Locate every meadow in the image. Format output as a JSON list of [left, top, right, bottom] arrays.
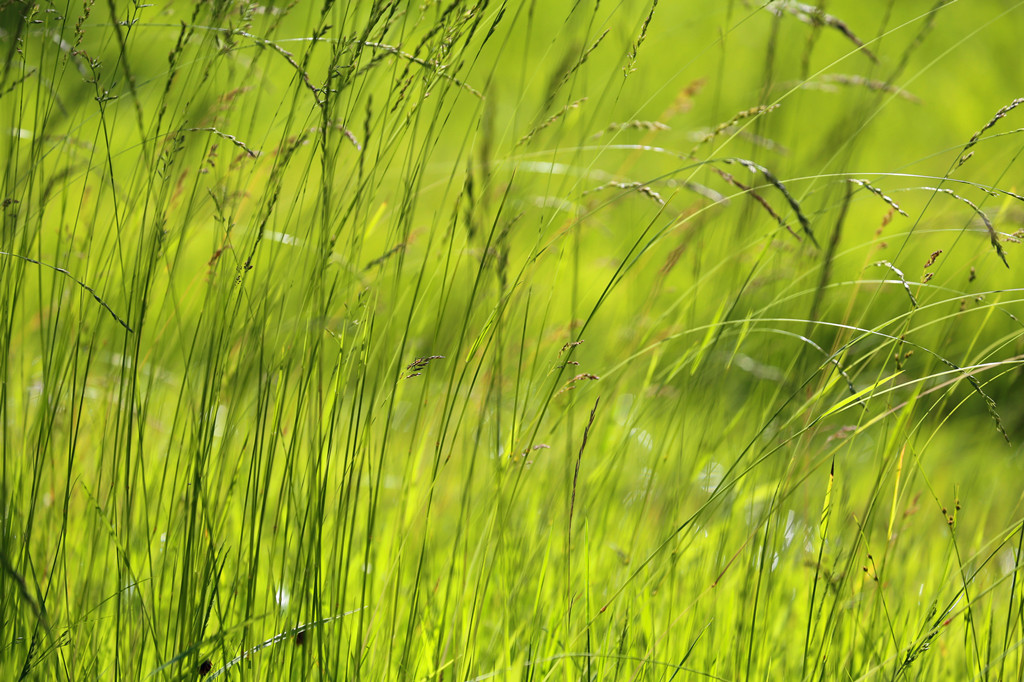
[[2, 0, 1024, 679]]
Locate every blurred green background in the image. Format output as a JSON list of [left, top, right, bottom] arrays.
[[2, 1, 1024, 679]]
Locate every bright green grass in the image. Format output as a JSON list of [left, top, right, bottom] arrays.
[[2, 1, 1024, 679]]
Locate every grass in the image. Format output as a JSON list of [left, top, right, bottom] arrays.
[[2, 0, 1024, 679]]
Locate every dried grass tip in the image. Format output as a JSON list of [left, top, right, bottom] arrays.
[[849, 179, 908, 217], [404, 355, 445, 378]]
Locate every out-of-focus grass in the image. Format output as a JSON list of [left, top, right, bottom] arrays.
[[1, 1, 1023, 680]]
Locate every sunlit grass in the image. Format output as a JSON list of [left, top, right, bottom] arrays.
[[1, 1, 1023, 680]]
